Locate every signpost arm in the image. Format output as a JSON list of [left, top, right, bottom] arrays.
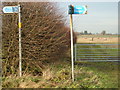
[[69, 14, 74, 82], [18, 4, 22, 77]]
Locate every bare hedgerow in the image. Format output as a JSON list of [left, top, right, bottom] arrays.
[[2, 2, 76, 76]]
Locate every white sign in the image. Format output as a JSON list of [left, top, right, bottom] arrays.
[[74, 5, 87, 14], [3, 6, 19, 13]]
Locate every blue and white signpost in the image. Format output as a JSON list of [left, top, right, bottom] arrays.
[[3, 5, 22, 77], [74, 5, 87, 14], [3, 6, 19, 13], [68, 5, 87, 81]]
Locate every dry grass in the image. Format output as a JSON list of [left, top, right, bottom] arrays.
[[42, 68, 53, 80], [77, 37, 118, 43], [2, 60, 102, 88], [2, 60, 119, 88]]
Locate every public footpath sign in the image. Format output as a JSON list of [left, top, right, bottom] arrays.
[[74, 5, 87, 14], [68, 5, 87, 82], [3, 5, 22, 77], [69, 5, 87, 14], [3, 6, 19, 13]]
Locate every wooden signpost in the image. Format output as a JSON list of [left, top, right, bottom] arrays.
[[68, 5, 87, 81]]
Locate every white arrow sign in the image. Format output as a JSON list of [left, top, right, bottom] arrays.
[[3, 6, 19, 13], [74, 5, 87, 14]]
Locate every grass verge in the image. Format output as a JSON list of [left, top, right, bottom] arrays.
[[2, 59, 119, 88]]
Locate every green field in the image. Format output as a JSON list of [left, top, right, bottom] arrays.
[[75, 43, 118, 61], [75, 61, 119, 88]]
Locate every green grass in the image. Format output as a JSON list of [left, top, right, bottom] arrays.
[[2, 59, 119, 88], [75, 61, 119, 88]]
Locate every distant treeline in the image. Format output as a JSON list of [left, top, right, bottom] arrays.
[[75, 30, 118, 35]]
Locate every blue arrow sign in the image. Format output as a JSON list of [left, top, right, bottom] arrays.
[[3, 6, 19, 13], [68, 5, 87, 14], [74, 5, 87, 14]]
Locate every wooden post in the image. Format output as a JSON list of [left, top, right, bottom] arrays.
[[69, 14, 74, 81]]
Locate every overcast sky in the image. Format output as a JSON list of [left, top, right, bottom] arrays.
[[57, 2, 118, 34]]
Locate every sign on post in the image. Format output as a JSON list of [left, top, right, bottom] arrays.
[[69, 5, 87, 14], [74, 5, 87, 14], [68, 5, 87, 82], [3, 5, 22, 77], [3, 6, 19, 13]]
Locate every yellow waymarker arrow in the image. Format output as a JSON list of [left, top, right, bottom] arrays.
[[18, 22, 22, 28]]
